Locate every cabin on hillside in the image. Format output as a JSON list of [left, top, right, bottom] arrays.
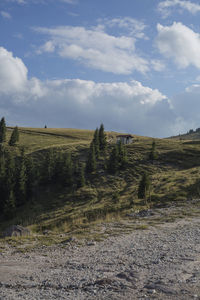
[[116, 134, 133, 145]]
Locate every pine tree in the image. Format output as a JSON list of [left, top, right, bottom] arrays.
[[15, 149, 27, 206], [4, 152, 16, 208], [77, 163, 86, 188], [0, 147, 6, 213], [4, 190, 16, 219], [138, 172, 151, 204], [25, 156, 36, 200], [149, 140, 158, 161], [107, 145, 119, 174], [86, 142, 96, 173], [0, 117, 6, 143], [63, 152, 73, 187], [99, 123, 107, 152], [43, 149, 55, 183], [93, 128, 100, 158], [118, 141, 128, 168], [9, 126, 19, 146]]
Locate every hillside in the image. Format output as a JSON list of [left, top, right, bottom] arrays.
[[1, 126, 200, 245]]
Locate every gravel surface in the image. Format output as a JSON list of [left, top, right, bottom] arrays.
[[0, 216, 200, 299]]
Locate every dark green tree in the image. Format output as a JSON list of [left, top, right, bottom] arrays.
[[4, 152, 16, 209], [118, 141, 128, 168], [43, 149, 55, 183], [93, 128, 100, 158], [9, 126, 19, 146], [3, 190, 16, 219], [15, 149, 27, 206], [149, 140, 158, 161], [138, 172, 151, 204], [107, 145, 119, 174], [0, 147, 6, 213], [25, 156, 36, 200], [86, 142, 96, 173], [77, 163, 86, 188], [0, 117, 6, 143], [62, 152, 73, 187], [99, 123, 107, 152]]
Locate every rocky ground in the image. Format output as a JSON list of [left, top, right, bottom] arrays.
[[0, 207, 200, 299]]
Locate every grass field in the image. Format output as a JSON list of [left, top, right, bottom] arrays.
[[1, 127, 200, 245]]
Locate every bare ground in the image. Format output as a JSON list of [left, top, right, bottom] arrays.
[[0, 206, 200, 300]]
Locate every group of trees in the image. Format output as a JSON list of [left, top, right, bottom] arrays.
[[107, 141, 127, 173], [0, 117, 19, 146], [0, 148, 36, 218], [86, 124, 107, 173]]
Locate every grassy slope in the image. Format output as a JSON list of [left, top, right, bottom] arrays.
[[1, 127, 200, 242]]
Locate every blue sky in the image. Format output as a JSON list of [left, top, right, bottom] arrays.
[[1, 0, 200, 137]]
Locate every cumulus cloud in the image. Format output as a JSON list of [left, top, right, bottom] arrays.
[[0, 47, 28, 94], [100, 17, 147, 39], [34, 24, 149, 75], [0, 46, 178, 137], [156, 22, 200, 69], [0, 11, 11, 19], [158, 0, 200, 17]]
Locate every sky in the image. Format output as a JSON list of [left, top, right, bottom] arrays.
[[1, 0, 200, 137]]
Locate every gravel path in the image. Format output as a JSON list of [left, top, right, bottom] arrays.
[[0, 216, 200, 299]]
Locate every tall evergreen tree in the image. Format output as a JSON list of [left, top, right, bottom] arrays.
[[25, 156, 36, 200], [3, 189, 16, 219], [118, 141, 128, 168], [86, 142, 96, 173], [4, 152, 16, 207], [138, 172, 151, 204], [77, 163, 86, 188], [62, 152, 73, 187], [43, 149, 55, 183], [93, 128, 100, 158], [0, 117, 6, 143], [107, 145, 119, 174], [9, 126, 19, 146], [0, 146, 6, 213], [99, 123, 107, 152], [149, 140, 158, 161], [15, 149, 27, 206]]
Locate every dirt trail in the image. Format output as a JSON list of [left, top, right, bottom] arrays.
[[0, 215, 200, 299]]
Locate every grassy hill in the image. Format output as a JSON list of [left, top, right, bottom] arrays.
[[1, 127, 200, 246]]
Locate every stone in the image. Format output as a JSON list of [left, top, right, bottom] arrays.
[[2, 225, 30, 237]]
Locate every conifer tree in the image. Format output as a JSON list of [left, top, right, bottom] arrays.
[[0, 147, 6, 213], [86, 142, 96, 173], [25, 156, 36, 200], [107, 145, 119, 174], [77, 163, 86, 188], [4, 152, 16, 210], [0, 117, 6, 143], [93, 128, 100, 158], [63, 152, 73, 187], [43, 149, 55, 183], [4, 190, 16, 218], [118, 141, 128, 168], [138, 172, 151, 204], [15, 149, 27, 206], [99, 123, 107, 152], [9, 126, 19, 146], [149, 140, 158, 161]]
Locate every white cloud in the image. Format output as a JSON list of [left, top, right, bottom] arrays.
[[151, 59, 166, 71], [0, 11, 11, 19], [34, 24, 149, 75], [156, 22, 200, 69], [0, 46, 178, 137], [0, 47, 28, 95], [100, 17, 147, 39], [158, 0, 200, 17]]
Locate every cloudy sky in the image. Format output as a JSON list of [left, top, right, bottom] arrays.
[[1, 0, 200, 137]]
